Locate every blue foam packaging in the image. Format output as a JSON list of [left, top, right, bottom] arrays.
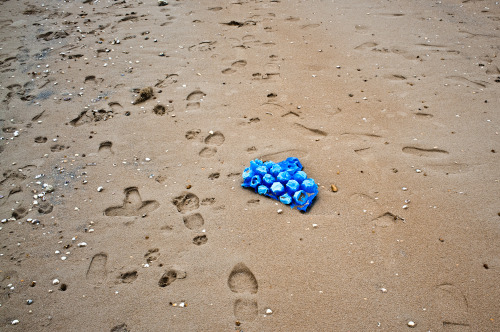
[[241, 157, 318, 211]]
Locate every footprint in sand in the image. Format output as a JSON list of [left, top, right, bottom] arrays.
[[98, 141, 113, 157], [222, 60, 247, 74], [371, 212, 406, 271], [119, 270, 138, 284], [104, 187, 159, 217], [228, 263, 259, 322], [86, 253, 108, 285], [199, 131, 225, 158], [186, 90, 206, 110], [153, 103, 173, 116], [433, 283, 470, 330], [158, 268, 186, 287], [110, 323, 130, 332], [172, 192, 208, 245]]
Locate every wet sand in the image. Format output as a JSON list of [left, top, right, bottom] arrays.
[[0, 0, 499, 330]]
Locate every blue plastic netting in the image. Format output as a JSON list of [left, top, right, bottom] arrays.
[[241, 157, 318, 211]]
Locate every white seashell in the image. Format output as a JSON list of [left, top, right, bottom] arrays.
[[52, 279, 60, 285]]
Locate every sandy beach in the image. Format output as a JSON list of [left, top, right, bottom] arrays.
[[1, 0, 499, 330]]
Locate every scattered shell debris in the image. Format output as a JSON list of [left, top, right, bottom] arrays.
[[170, 301, 187, 307]]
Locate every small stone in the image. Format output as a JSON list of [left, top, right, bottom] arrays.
[[11, 320, 19, 325], [26, 299, 33, 305], [265, 308, 273, 314], [402, 205, 409, 209], [77, 242, 87, 247], [277, 209, 283, 214], [44, 184, 54, 193], [158, 0, 168, 6], [407, 321, 416, 328], [52, 279, 60, 285], [380, 288, 387, 293], [97, 186, 104, 192], [331, 184, 338, 192]]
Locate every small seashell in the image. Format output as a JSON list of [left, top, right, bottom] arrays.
[[97, 186, 104, 192], [77, 242, 87, 247], [402, 205, 408, 209], [277, 209, 283, 214], [407, 321, 416, 327], [11, 320, 19, 325], [52, 279, 60, 285], [265, 308, 273, 314]]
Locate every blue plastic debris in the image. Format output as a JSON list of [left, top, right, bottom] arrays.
[[241, 157, 318, 211]]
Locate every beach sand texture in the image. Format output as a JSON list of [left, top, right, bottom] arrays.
[[0, 0, 499, 330]]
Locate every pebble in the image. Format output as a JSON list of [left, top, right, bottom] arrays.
[[26, 299, 33, 305], [77, 242, 87, 247], [407, 321, 416, 327], [52, 279, 60, 285], [11, 319, 19, 325], [97, 186, 104, 192], [277, 209, 283, 214], [265, 308, 273, 314]]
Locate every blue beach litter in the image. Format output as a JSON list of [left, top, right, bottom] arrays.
[[241, 157, 318, 211]]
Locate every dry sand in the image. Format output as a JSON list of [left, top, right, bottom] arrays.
[[1, 0, 499, 330]]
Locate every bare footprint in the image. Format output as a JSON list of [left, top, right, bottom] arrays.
[[185, 129, 201, 140], [104, 187, 160, 217], [86, 253, 108, 285]]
